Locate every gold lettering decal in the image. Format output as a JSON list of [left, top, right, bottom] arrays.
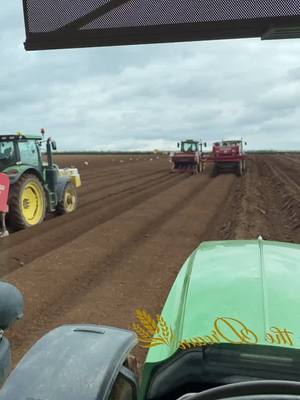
[[268, 327, 294, 347], [265, 332, 275, 344], [214, 317, 258, 344]]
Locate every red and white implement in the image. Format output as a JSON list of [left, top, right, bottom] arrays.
[[0, 173, 9, 237], [203, 139, 247, 177]]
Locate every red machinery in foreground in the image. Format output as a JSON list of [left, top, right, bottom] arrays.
[[204, 139, 247, 177], [0, 173, 10, 237], [171, 140, 206, 174]]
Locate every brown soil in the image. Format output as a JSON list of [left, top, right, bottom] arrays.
[[0, 153, 299, 365]]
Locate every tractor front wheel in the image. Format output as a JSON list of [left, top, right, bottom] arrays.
[[9, 174, 46, 230], [56, 183, 78, 215]]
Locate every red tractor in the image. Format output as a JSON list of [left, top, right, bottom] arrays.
[[171, 140, 206, 174], [205, 139, 247, 177]]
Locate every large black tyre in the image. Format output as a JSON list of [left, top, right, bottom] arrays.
[[8, 174, 46, 231], [56, 182, 78, 215]]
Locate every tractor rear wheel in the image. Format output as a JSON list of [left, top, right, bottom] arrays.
[[199, 161, 204, 173], [8, 174, 46, 230], [237, 161, 243, 177], [211, 164, 219, 177], [56, 183, 78, 215]]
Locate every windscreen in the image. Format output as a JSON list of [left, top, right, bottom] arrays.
[[182, 143, 198, 153], [0, 142, 17, 170]]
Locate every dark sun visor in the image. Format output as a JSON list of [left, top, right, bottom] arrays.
[[22, 0, 300, 50]]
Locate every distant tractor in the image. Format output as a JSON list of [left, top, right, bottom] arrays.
[[206, 139, 247, 177], [0, 131, 81, 237], [171, 140, 206, 174]]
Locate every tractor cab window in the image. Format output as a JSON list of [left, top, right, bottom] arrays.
[[181, 142, 198, 152], [0, 141, 17, 168], [18, 140, 39, 167], [222, 141, 240, 147]]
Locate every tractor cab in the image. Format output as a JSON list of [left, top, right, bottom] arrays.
[[172, 140, 204, 174], [0, 133, 58, 181], [178, 140, 199, 153]]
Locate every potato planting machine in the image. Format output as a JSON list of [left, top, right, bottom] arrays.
[[203, 139, 247, 177]]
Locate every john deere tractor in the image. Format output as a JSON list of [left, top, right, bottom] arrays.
[[1, 239, 300, 400], [0, 131, 81, 235]]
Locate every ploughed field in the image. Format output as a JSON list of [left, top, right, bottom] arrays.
[[0, 153, 299, 365]]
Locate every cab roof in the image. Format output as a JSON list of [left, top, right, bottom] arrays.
[[146, 239, 300, 365], [214, 140, 242, 145], [0, 133, 42, 141]]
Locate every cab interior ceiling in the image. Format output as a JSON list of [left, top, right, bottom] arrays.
[[22, 0, 300, 50]]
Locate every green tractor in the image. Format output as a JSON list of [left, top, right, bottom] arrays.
[[0, 131, 81, 236], [1, 239, 300, 399]]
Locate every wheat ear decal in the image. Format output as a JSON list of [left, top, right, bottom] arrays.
[[132, 309, 175, 348], [136, 309, 158, 336], [179, 337, 207, 350]]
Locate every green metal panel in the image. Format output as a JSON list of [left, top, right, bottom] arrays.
[[2, 165, 43, 185], [140, 239, 300, 398]]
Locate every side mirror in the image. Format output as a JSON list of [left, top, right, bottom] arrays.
[[0, 282, 24, 330], [177, 142, 180, 148], [0, 282, 24, 387], [204, 142, 207, 147], [51, 141, 57, 151]]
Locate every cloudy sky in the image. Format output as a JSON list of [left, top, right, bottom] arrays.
[[1, 3, 300, 151]]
